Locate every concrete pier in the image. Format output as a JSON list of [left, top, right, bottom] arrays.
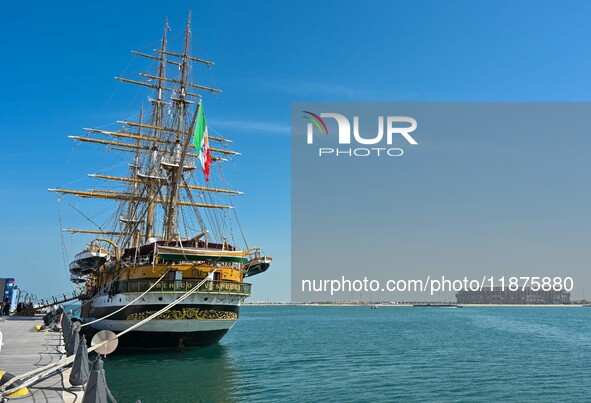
[[0, 316, 83, 402]]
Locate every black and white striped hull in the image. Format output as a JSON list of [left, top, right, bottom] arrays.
[[85, 292, 242, 349]]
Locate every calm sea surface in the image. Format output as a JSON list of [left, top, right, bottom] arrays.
[[103, 306, 591, 402]]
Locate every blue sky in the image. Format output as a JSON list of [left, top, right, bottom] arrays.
[[1, 0, 591, 301]]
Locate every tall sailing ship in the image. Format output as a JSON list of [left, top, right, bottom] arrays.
[[50, 15, 271, 349]]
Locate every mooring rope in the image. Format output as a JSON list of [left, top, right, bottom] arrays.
[[80, 268, 171, 328], [0, 335, 108, 396], [102, 369, 119, 403], [0, 270, 216, 397], [115, 270, 215, 338]]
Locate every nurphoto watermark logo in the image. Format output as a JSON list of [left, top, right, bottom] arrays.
[[302, 110, 418, 157]]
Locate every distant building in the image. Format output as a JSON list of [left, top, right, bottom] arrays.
[[456, 287, 570, 304]]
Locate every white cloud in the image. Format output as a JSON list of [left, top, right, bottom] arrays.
[[263, 79, 372, 100], [208, 119, 290, 135], [245, 77, 415, 101]]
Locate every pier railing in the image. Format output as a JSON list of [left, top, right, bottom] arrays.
[[119, 279, 252, 296]]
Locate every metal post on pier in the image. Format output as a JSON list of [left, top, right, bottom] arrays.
[[69, 335, 90, 388], [81, 358, 109, 403], [66, 330, 79, 357], [63, 319, 72, 352]]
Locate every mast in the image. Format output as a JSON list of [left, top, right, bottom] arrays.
[[119, 106, 143, 248], [145, 18, 170, 243], [50, 14, 242, 248], [164, 13, 192, 240]]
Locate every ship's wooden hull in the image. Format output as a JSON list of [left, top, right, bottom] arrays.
[[83, 291, 242, 349], [88, 318, 236, 349], [115, 328, 230, 349]]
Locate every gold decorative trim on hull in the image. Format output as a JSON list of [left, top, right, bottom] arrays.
[[126, 308, 238, 321]]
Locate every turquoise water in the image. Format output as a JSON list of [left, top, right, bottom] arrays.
[[103, 306, 591, 402]]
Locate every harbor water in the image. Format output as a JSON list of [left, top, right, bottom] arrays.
[[103, 306, 591, 402]]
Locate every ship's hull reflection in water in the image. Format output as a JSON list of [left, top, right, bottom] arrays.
[[102, 344, 236, 402]]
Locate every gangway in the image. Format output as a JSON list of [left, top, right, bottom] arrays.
[[14, 291, 82, 316], [34, 291, 82, 311]]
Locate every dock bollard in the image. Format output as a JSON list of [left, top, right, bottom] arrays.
[[67, 330, 79, 358], [64, 326, 73, 355], [62, 324, 71, 352], [0, 370, 29, 398], [82, 357, 108, 403], [69, 335, 90, 388], [63, 315, 70, 331], [62, 316, 71, 342]]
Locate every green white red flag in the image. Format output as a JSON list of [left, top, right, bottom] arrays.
[[193, 102, 212, 181]]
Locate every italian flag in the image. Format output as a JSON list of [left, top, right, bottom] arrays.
[[193, 102, 212, 182]]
